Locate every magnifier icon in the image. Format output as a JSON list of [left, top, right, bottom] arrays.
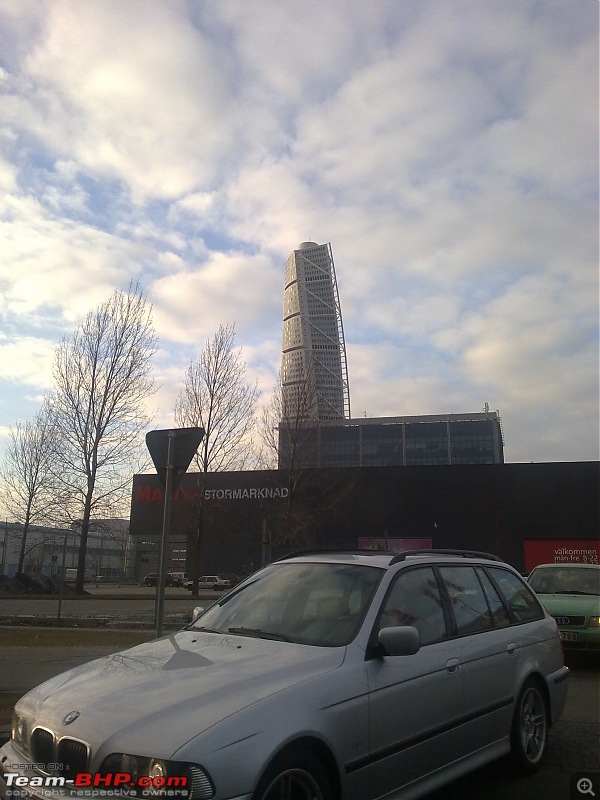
[[578, 778, 596, 796]]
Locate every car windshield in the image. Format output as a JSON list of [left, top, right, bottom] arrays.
[[529, 566, 600, 596], [188, 561, 383, 647]]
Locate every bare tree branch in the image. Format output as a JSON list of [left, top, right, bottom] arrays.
[[174, 323, 259, 594], [259, 362, 319, 472], [257, 363, 341, 552], [0, 402, 56, 572], [49, 282, 158, 592], [174, 323, 259, 473]]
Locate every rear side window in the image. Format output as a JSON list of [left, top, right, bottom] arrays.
[[476, 567, 511, 628], [439, 566, 493, 635], [487, 567, 544, 623]]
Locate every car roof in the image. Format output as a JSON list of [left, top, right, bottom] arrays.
[[277, 548, 504, 569]]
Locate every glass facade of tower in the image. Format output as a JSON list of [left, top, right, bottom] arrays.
[[281, 241, 350, 421], [278, 413, 504, 468]]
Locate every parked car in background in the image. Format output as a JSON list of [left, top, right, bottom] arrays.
[[528, 562, 600, 655], [184, 575, 232, 591], [143, 572, 182, 587], [3, 549, 568, 800]]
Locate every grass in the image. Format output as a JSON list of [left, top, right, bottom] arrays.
[[0, 626, 154, 648]]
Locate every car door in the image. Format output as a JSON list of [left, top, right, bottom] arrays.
[[365, 565, 464, 798], [437, 564, 524, 757]]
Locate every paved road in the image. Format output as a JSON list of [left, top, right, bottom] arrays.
[[0, 588, 597, 800], [431, 659, 599, 800]]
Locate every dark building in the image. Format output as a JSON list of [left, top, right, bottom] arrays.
[[129, 461, 598, 580], [279, 411, 504, 468]]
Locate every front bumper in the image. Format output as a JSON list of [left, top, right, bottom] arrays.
[[559, 628, 600, 652], [1, 740, 254, 800]]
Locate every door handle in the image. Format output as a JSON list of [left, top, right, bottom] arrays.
[[507, 642, 516, 655], [446, 657, 460, 674]]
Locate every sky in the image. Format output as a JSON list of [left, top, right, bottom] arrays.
[[0, 0, 598, 471]]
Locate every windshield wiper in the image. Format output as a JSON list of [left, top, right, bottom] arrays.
[[227, 627, 294, 642]]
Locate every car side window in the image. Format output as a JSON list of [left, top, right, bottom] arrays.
[[476, 567, 511, 628], [487, 567, 544, 623], [378, 567, 447, 645], [439, 566, 493, 635]]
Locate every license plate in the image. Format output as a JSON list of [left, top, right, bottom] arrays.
[[561, 631, 578, 642]]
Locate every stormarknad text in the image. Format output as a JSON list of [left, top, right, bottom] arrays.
[[135, 486, 289, 503]]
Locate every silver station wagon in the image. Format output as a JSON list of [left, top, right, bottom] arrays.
[[1, 549, 569, 800]]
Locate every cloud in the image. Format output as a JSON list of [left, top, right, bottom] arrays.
[[0, 335, 56, 391], [4, 0, 232, 201], [0, 191, 151, 323], [149, 250, 281, 348], [0, 0, 596, 470]]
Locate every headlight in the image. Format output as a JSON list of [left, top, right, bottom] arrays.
[[589, 616, 600, 627], [99, 754, 214, 799], [11, 711, 29, 756]]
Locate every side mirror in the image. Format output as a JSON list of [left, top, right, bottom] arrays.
[[191, 606, 204, 622], [378, 625, 421, 656]]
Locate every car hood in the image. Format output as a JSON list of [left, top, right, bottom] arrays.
[[18, 630, 345, 759], [538, 593, 600, 617]]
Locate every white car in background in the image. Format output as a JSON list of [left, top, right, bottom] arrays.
[[2, 549, 568, 800], [184, 575, 232, 591]]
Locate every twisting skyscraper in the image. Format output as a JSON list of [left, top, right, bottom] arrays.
[[281, 241, 350, 421]]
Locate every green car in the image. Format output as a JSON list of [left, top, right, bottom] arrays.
[[528, 562, 600, 655]]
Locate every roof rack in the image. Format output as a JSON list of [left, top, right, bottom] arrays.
[[276, 548, 397, 562], [390, 549, 501, 564], [275, 548, 503, 565]]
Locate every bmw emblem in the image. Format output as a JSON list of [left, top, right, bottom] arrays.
[[63, 710, 81, 725]]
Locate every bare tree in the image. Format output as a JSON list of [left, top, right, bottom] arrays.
[[258, 363, 338, 553], [175, 323, 259, 472], [174, 323, 259, 593], [50, 282, 158, 593], [0, 402, 56, 573], [259, 364, 319, 472]]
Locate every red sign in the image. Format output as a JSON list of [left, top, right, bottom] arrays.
[[524, 539, 599, 573]]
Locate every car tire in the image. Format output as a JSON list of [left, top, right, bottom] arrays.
[[510, 678, 549, 773], [254, 748, 334, 800]]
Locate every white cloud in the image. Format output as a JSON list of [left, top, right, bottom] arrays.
[[0, 0, 596, 469], [149, 251, 281, 347], [0, 192, 151, 322], [6, 0, 232, 201], [0, 335, 56, 389]]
